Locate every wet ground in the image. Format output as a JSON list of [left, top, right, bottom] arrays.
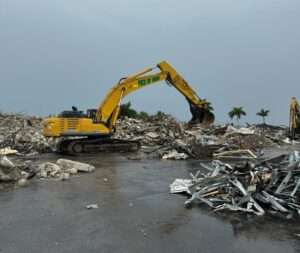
[[1, 153, 300, 253]]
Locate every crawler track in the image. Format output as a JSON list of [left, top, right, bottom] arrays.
[[57, 137, 140, 155]]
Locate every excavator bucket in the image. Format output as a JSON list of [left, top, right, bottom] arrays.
[[189, 103, 215, 126]]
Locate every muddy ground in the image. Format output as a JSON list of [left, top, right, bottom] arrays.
[[1, 153, 300, 253]]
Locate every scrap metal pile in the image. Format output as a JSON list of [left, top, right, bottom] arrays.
[[170, 151, 300, 216]]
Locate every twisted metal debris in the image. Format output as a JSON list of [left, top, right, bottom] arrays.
[[170, 151, 300, 216]]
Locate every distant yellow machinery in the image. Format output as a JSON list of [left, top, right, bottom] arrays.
[[289, 97, 300, 139], [43, 61, 214, 153]]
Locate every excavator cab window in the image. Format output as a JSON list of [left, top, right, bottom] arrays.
[[59, 110, 86, 118], [87, 109, 97, 121]]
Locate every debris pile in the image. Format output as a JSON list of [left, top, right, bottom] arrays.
[[115, 116, 290, 160], [38, 159, 95, 180], [170, 151, 300, 216], [0, 113, 52, 154], [0, 112, 293, 160], [114, 116, 190, 159], [0, 155, 34, 188], [115, 115, 225, 159], [0, 156, 22, 183], [0, 154, 95, 189], [222, 125, 287, 150]]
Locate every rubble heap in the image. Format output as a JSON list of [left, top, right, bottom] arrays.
[[0, 113, 51, 154], [0, 112, 292, 158], [0, 155, 95, 189], [114, 116, 289, 160], [0, 155, 35, 188], [170, 151, 300, 217], [114, 115, 193, 159], [38, 159, 95, 180]]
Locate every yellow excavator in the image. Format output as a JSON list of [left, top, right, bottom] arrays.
[[289, 97, 300, 139], [43, 61, 214, 153]]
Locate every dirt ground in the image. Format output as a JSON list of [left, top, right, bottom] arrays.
[[1, 153, 300, 253]]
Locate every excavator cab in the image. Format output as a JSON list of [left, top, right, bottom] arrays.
[[87, 109, 97, 121], [58, 108, 98, 120]]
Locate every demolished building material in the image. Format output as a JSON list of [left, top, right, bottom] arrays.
[[38, 159, 95, 180], [162, 150, 188, 160], [0, 156, 23, 183], [0, 111, 294, 159], [86, 204, 99, 209], [0, 113, 52, 154], [56, 159, 95, 172], [114, 117, 293, 159], [115, 117, 225, 159], [0, 147, 18, 156], [170, 151, 300, 217], [0, 154, 96, 188], [213, 149, 258, 160]]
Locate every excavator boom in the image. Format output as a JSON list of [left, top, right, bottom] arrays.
[[96, 60, 214, 128], [157, 61, 214, 125]]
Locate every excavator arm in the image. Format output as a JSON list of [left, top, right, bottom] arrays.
[[97, 60, 214, 129], [157, 61, 214, 125]]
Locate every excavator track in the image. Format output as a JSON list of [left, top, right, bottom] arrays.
[[57, 137, 141, 155]]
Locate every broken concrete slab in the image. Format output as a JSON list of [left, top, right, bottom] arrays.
[[56, 159, 95, 172], [86, 204, 99, 209], [0, 147, 18, 156], [37, 159, 95, 180], [145, 132, 160, 139], [162, 150, 188, 160], [0, 156, 15, 168], [0, 156, 21, 182], [38, 162, 62, 178]]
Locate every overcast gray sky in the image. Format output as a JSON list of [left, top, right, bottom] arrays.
[[0, 0, 299, 124]]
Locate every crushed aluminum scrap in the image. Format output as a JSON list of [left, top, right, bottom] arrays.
[[170, 151, 300, 216]]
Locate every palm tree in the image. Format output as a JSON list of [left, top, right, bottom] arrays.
[[256, 109, 270, 151], [228, 107, 246, 126], [256, 109, 270, 125]]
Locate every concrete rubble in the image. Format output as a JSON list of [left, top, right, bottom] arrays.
[[0, 154, 95, 189], [0, 156, 22, 182], [38, 159, 95, 180], [162, 150, 189, 160], [0, 112, 293, 159], [114, 116, 291, 159], [170, 151, 300, 217], [0, 155, 33, 189], [0, 112, 52, 154], [86, 204, 99, 209], [0, 112, 297, 191]]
